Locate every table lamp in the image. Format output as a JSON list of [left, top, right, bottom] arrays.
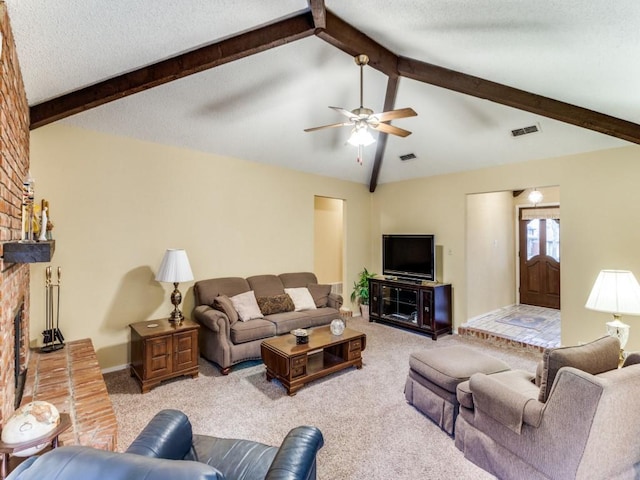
[[155, 249, 194, 323], [585, 269, 640, 361]]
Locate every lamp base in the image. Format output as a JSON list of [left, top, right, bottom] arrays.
[[168, 282, 184, 324], [168, 309, 184, 324], [606, 316, 630, 364]]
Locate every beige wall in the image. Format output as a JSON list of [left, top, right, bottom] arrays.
[[371, 145, 640, 350], [29, 123, 640, 364], [466, 191, 515, 319], [313, 196, 343, 284], [29, 124, 372, 369]]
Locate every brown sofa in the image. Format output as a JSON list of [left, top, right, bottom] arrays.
[[193, 272, 343, 374], [455, 336, 640, 479]]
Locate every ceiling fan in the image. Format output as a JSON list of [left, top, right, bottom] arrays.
[[305, 54, 417, 164]]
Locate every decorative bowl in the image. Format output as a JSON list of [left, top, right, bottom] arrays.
[[291, 328, 309, 344]]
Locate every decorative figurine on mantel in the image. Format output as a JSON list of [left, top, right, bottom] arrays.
[[38, 207, 48, 241], [41, 199, 54, 240], [20, 172, 35, 242]]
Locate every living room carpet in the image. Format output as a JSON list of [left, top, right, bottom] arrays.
[[105, 317, 541, 479]]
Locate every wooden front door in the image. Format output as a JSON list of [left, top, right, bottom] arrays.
[[519, 208, 560, 309]]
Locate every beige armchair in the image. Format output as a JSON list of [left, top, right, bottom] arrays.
[[455, 336, 640, 479]]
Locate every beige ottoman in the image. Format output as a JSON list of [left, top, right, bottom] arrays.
[[404, 345, 510, 435]]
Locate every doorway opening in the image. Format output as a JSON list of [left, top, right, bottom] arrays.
[[313, 196, 345, 295], [460, 187, 561, 350]]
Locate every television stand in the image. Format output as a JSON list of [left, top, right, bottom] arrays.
[[368, 278, 452, 339]]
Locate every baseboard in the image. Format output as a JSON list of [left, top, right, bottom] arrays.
[[101, 364, 128, 374]]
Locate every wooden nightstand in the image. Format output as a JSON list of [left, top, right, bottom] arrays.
[[129, 318, 199, 393]]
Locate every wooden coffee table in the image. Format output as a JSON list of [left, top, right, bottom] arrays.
[[261, 325, 366, 395]]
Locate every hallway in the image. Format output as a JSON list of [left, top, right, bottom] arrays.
[[458, 304, 561, 352]]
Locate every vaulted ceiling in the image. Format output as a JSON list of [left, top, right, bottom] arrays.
[[6, 1, 640, 190]]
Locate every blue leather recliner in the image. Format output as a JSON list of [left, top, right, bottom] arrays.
[[7, 409, 324, 480]]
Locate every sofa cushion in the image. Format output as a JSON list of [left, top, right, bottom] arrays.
[[230, 318, 277, 344], [257, 294, 295, 315], [279, 272, 318, 288], [246, 274, 285, 297], [307, 284, 332, 308], [285, 287, 317, 312], [213, 295, 239, 324], [230, 291, 264, 322], [194, 277, 250, 307], [192, 435, 277, 480], [266, 307, 341, 335], [537, 335, 620, 402]]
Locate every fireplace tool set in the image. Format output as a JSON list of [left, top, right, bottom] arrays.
[[41, 266, 65, 353]]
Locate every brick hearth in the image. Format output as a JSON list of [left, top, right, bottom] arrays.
[[21, 339, 117, 450]]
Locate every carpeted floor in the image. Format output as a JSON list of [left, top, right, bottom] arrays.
[[105, 317, 541, 479]]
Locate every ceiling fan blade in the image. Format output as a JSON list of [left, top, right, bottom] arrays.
[[373, 108, 418, 122], [304, 121, 353, 133], [371, 122, 412, 137], [329, 106, 360, 120]]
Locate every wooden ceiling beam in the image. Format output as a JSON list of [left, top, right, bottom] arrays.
[[398, 56, 640, 145], [369, 75, 400, 192], [316, 11, 398, 77], [308, 0, 326, 30], [29, 12, 316, 129]]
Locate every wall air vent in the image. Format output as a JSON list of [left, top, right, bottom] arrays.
[[511, 124, 540, 137], [399, 153, 417, 161]]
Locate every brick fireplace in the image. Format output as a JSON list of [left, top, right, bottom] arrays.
[[0, 2, 33, 427]]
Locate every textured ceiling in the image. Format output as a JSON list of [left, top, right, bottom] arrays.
[[6, 0, 638, 185]]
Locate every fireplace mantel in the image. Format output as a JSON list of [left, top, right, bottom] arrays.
[[2, 241, 55, 263]]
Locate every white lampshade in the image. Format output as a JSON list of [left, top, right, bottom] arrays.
[[585, 270, 640, 315], [155, 249, 194, 283]]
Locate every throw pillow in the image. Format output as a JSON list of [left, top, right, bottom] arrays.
[[307, 284, 332, 308], [230, 291, 264, 322], [537, 335, 620, 402], [257, 294, 295, 316], [284, 287, 317, 312], [213, 295, 239, 324]]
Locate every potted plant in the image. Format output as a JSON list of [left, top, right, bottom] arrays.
[[351, 268, 377, 320]]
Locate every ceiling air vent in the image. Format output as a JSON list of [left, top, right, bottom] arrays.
[[511, 124, 540, 138], [399, 153, 417, 161]]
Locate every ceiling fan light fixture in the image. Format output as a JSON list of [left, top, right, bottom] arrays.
[[347, 124, 375, 147]]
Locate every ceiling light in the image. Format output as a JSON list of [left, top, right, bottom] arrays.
[[528, 189, 543, 205], [347, 123, 375, 147]]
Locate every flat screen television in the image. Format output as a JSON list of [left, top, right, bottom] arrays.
[[382, 234, 435, 281]]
